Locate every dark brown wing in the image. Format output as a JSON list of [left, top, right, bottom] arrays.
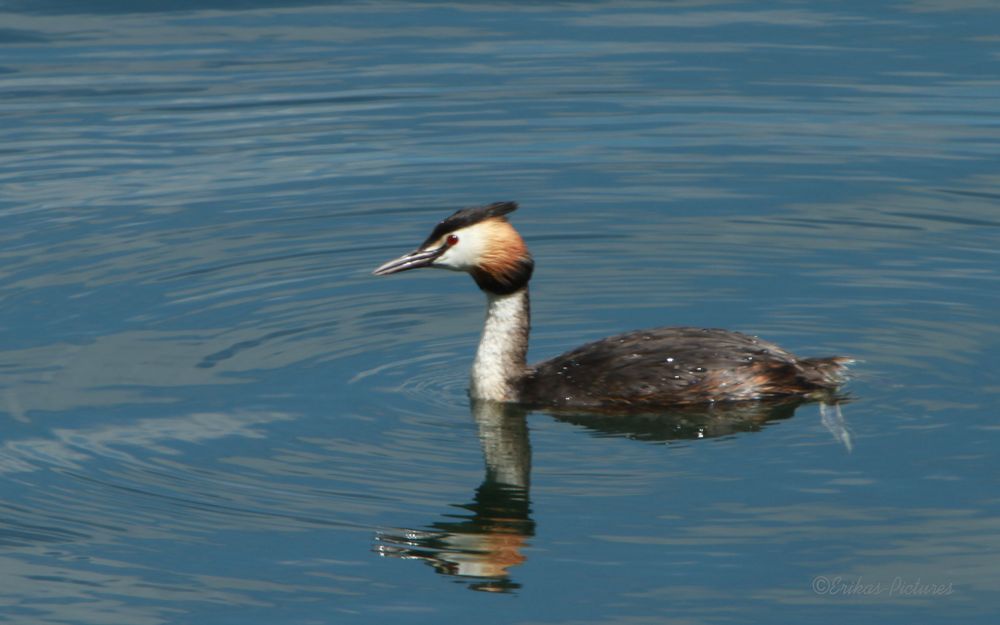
[[519, 327, 847, 410]]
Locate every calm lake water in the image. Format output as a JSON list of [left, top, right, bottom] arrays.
[[2, 1, 999, 623]]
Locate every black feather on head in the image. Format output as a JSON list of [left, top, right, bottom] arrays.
[[420, 201, 519, 249]]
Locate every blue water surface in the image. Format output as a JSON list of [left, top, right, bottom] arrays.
[[1, 1, 999, 624]]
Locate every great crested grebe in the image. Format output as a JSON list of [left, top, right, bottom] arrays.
[[373, 202, 850, 410]]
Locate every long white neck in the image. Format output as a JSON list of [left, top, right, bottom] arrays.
[[470, 287, 530, 402]]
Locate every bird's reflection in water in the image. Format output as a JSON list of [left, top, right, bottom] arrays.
[[375, 397, 849, 591], [553, 395, 850, 447], [374, 401, 533, 592]]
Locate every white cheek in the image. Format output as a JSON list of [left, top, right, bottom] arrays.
[[434, 228, 486, 271]]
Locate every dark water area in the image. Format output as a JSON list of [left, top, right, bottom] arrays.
[[1, 1, 999, 623]]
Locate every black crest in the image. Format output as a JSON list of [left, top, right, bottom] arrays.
[[421, 201, 519, 249]]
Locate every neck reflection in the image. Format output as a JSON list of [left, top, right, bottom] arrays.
[[374, 400, 533, 593]]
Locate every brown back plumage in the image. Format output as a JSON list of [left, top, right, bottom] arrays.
[[520, 327, 850, 410]]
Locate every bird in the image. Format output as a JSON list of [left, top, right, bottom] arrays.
[[373, 201, 851, 411]]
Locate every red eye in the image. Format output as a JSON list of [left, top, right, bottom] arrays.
[[446, 234, 459, 246]]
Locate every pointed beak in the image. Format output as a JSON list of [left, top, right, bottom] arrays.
[[372, 246, 446, 276]]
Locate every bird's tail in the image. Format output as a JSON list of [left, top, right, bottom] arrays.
[[800, 356, 854, 388]]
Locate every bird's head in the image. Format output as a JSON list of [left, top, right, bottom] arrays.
[[373, 201, 534, 295]]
